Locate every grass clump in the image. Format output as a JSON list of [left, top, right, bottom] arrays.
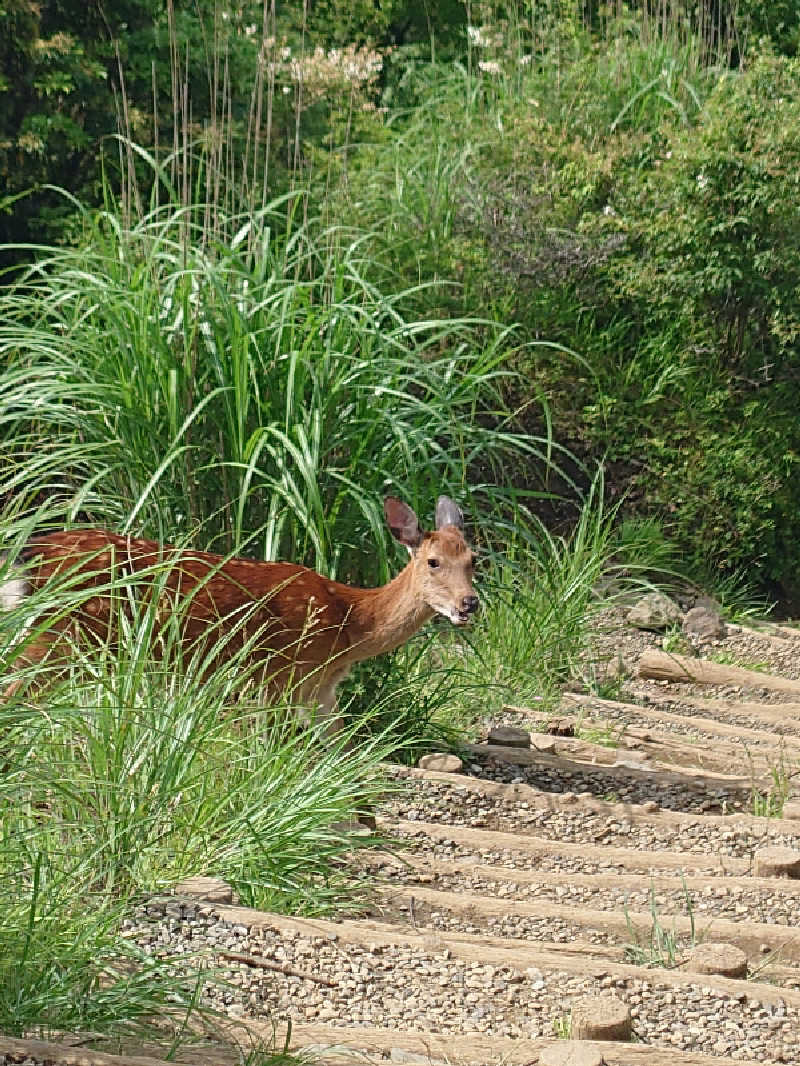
[[742, 743, 796, 819], [0, 849, 205, 1041], [623, 880, 699, 969]]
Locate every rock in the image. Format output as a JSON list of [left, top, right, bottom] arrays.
[[530, 733, 558, 754], [627, 592, 683, 631], [330, 819, 374, 836], [570, 995, 632, 1041], [614, 750, 654, 771], [753, 846, 800, 878], [683, 605, 727, 642], [782, 800, 800, 820], [595, 656, 629, 683], [686, 942, 748, 979], [540, 1043, 606, 1066], [174, 876, 234, 905], [625, 726, 654, 742], [487, 725, 531, 748], [417, 753, 463, 772], [564, 678, 589, 694]]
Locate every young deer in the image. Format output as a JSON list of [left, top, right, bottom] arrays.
[[0, 496, 478, 730]]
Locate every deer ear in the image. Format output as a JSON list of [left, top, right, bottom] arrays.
[[435, 495, 464, 531], [384, 497, 424, 549]]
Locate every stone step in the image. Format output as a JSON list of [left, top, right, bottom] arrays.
[[465, 739, 766, 793], [388, 764, 800, 841], [263, 1023, 784, 1066], [204, 899, 800, 1009]]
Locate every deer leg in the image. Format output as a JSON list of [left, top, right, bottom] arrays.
[[315, 682, 346, 744], [314, 678, 376, 829]]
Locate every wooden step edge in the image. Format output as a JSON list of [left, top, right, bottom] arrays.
[[735, 621, 800, 644], [560, 693, 800, 750], [0, 1035, 239, 1066], [371, 848, 800, 896], [638, 648, 800, 696], [381, 817, 751, 874], [391, 765, 800, 833], [643, 689, 800, 727], [244, 1021, 777, 1066], [378, 883, 800, 960], [204, 901, 800, 1008], [772, 623, 800, 641], [465, 741, 766, 791], [0, 1033, 367, 1066]]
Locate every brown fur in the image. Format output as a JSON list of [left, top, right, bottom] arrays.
[[3, 498, 478, 729]]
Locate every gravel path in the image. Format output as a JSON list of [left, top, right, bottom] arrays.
[[391, 868, 800, 927], [626, 685, 800, 739], [124, 898, 800, 1063], [382, 824, 748, 876], [69, 607, 797, 1066]]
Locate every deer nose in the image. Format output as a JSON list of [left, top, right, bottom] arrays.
[[462, 595, 479, 615]]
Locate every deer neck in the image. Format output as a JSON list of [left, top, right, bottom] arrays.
[[346, 564, 433, 660]]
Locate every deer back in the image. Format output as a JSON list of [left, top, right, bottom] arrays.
[[18, 530, 357, 675]]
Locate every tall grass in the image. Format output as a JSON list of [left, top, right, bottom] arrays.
[[0, 846, 204, 1040], [0, 558, 397, 1043], [0, 194, 557, 582]]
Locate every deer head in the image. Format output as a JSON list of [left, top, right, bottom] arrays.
[[384, 495, 478, 626]]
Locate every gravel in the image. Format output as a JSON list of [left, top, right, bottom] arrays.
[[465, 752, 750, 814], [626, 684, 800, 738], [380, 826, 744, 877], [121, 898, 800, 1063], [591, 607, 800, 681], [384, 778, 800, 858], [392, 868, 800, 928]]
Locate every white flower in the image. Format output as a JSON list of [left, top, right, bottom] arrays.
[[696, 174, 709, 190], [478, 60, 501, 75], [518, 54, 532, 66], [467, 26, 489, 47], [603, 204, 617, 217]]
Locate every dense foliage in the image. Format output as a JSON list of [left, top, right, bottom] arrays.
[[3, 4, 800, 587]]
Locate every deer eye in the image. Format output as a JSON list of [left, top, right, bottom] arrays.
[[427, 558, 440, 569]]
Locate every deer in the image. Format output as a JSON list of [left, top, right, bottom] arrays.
[[0, 495, 479, 734]]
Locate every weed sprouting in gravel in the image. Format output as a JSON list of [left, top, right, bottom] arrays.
[[552, 1011, 572, 1039], [574, 710, 629, 749], [742, 742, 796, 819], [661, 626, 693, 658], [623, 879, 698, 968], [710, 651, 770, 673]]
